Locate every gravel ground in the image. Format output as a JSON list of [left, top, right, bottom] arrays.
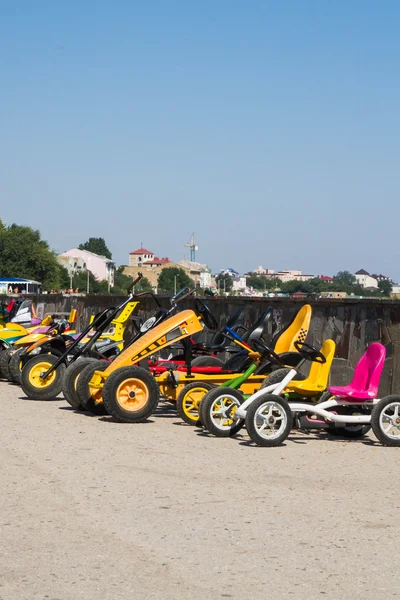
[[0, 382, 399, 600]]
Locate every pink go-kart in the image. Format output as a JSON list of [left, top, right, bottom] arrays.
[[242, 341, 400, 447]]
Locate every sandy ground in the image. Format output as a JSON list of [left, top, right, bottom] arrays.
[[0, 382, 399, 600]]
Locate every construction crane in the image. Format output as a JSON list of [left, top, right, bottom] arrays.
[[185, 233, 198, 262]]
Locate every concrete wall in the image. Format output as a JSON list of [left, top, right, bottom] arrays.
[[8, 294, 400, 395]]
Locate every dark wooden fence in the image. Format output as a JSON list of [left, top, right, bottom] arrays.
[[4, 294, 400, 395]]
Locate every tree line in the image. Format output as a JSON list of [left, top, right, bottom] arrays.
[[0, 222, 193, 294], [245, 271, 393, 297]]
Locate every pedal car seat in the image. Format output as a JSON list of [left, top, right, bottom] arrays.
[[273, 304, 312, 354], [328, 342, 386, 400], [285, 339, 336, 396]]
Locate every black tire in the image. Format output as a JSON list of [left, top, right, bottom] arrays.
[[0, 347, 12, 379], [176, 381, 215, 426], [20, 354, 66, 400], [8, 347, 26, 384], [62, 358, 98, 410], [201, 387, 245, 437], [76, 360, 109, 415], [261, 368, 306, 389], [102, 366, 160, 422], [321, 392, 372, 439], [327, 424, 371, 438], [371, 395, 400, 446], [191, 355, 224, 368], [246, 393, 292, 447]]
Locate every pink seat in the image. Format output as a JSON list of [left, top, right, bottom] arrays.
[[328, 342, 386, 401]]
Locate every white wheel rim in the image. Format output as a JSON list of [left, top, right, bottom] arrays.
[[209, 394, 241, 431], [253, 401, 287, 440], [379, 402, 400, 440]]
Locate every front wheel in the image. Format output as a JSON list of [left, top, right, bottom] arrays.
[[201, 387, 245, 437], [20, 354, 66, 400], [191, 355, 224, 368], [102, 366, 160, 422], [62, 358, 98, 410], [176, 381, 215, 426], [371, 395, 400, 446], [76, 360, 109, 415], [246, 394, 292, 447]]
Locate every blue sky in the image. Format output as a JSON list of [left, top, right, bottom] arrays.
[[1, 1, 399, 279]]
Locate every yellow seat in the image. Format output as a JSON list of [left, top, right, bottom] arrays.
[[285, 339, 336, 396], [273, 304, 312, 354]]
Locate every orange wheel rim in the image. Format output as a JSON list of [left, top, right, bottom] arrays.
[[116, 378, 149, 412]]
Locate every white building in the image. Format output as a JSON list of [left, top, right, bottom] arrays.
[[253, 266, 275, 276], [179, 260, 211, 288], [274, 270, 314, 283], [232, 277, 247, 291], [355, 269, 378, 289], [58, 249, 115, 287]]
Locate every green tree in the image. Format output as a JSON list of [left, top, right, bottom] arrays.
[[215, 273, 233, 293], [157, 267, 193, 293], [378, 279, 392, 296], [246, 274, 267, 291], [333, 271, 357, 290], [0, 223, 68, 291], [79, 237, 112, 259], [71, 270, 99, 293]]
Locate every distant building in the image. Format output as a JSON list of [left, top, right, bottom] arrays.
[[129, 247, 155, 267], [253, 266, 275, 276], [318, 275, 334, 282], [274, 270, 314, 283], [320, 291, 347, 299], [355, 269, 378, 289], [179, 260, 211, 288], [232, 277, 247, 291], [58, 249, 115, 287]]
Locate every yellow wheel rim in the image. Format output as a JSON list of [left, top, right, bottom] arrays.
[[182, 387, 208, 422], [116, 378, 149, 412], [212, 397, 237, 427], [28, 361, 56, 389]]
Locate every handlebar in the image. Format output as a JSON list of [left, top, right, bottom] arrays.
[[128, 272, 143, 293], [132, 290, 161, 307], [171, 287, 195, 305]]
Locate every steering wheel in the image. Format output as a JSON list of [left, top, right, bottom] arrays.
[[294, 340, 326, 364], [251, 337, 283, 366], [194, 299, 218, 331]]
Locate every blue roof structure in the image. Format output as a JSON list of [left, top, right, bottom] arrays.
[[0, 278, 41, 284]]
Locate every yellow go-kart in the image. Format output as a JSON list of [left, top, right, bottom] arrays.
[[158, 304, 312, 425], [71, 297, 219, 421]]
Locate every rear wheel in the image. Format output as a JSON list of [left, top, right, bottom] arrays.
[[20, 354, 65, 400], [246, 394, 292, 447], [191, 355, 224, 368], [8, 347, 26, 384], [176, 381, 215, 426], [371, 395, 400, 446], [322, 394, 372, 438], [201, 387, 245, 437], [62, 358, 98, 410], [102, 366, 160, 422], [76, 360, 109, 415], [261, 368, 306, 389]]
